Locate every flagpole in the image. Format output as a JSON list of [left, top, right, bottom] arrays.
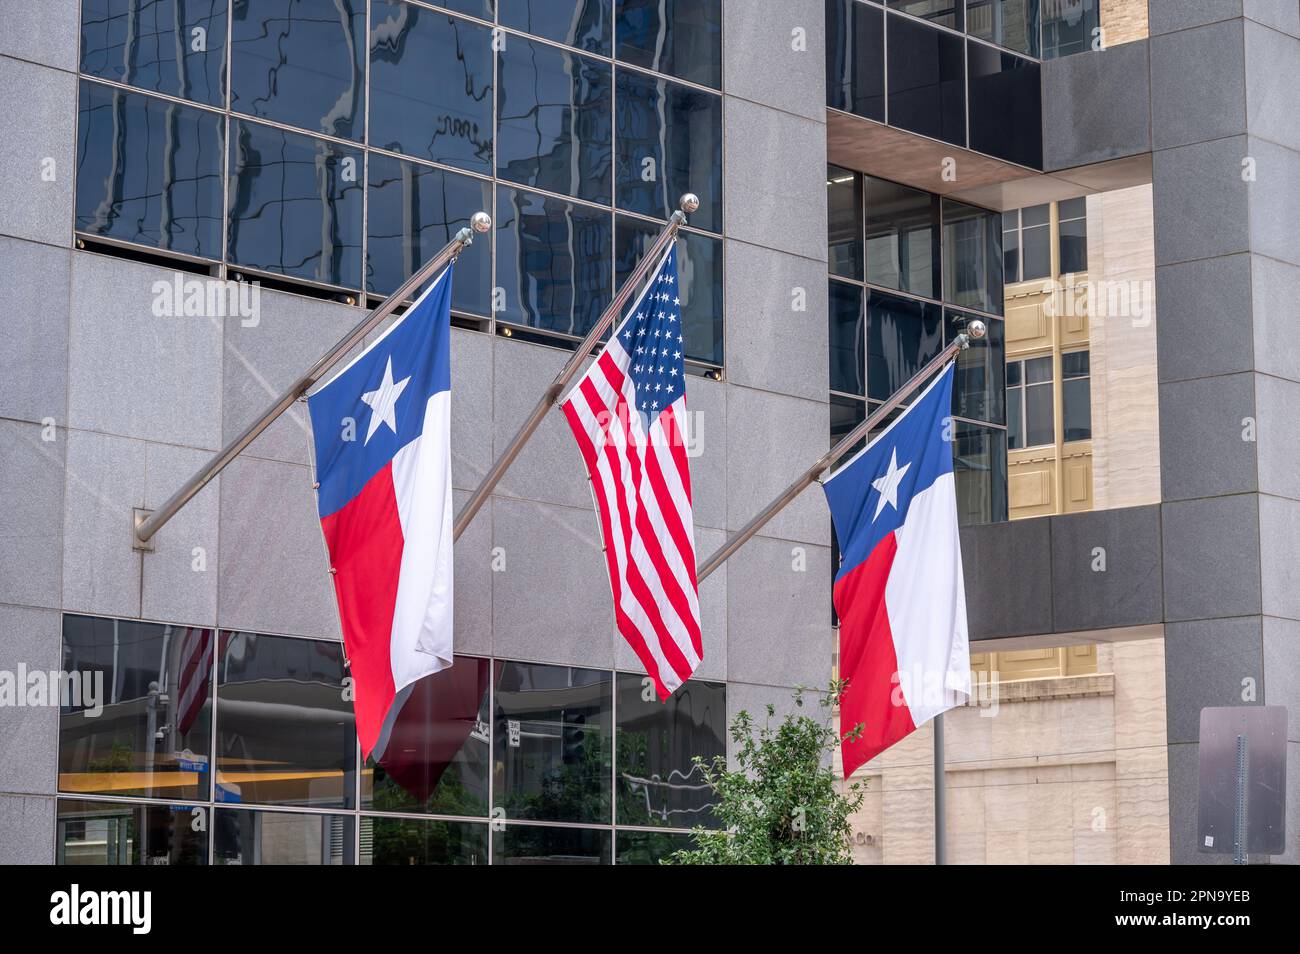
[[694, 320, 986, 583], [133, 212, 493, 547], [934, 711, 947, 865], [451, 193, 700, 542]]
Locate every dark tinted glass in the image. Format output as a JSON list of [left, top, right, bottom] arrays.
[[215, 631, 356, 808], [954, 421, 1008, 524], [967, 43, 1042, 168], [886, 14, 966, 147], [615, 829, 694, 863], [866, 289, 944, 401], [214, 808, 356, 863], [500, 0, 610, 55], [75, 82, 224, 258], [828, 166, 865, 280], [361, 655, 491, 816], [1025, 354, 1051, 382], [943, 198, 1003, 315], [615, 69, 722, 234], [1058, 197, 1088, 274], [826, 0, 885, 121], [615, 674, 725, 828], [616, 217, 723, 365], [363, 817, 488, 864], [1002, 216, 1020, 283], [497, 35, 612, 203], [829, 279, 865, 396], [495, 185, 613, 337], [1024, 376, 1054, 446], [865, 176, 940, 298], [968, 0, 1040, 57], [1007, 381, 1023, 448], [59, 615, 213, 801], [831, 393, 867, 449], [1063, 379, 1090, 441], [615, 0, 721, 89], [56, 799, 208, 865], [946, 310, 1005, 424], [436, 0, 494, 18], [80, 0, 227, 106], [365, 152, 492, 317], [227, 119, 364, 287], [1062, 349, 1088, 378], [887, 0, 964, 29], [368, 2, 493, 174], [495, 824, 612, 864], [1042, 0, 1098, 59], [230, 0, 365, 140], [1021, 212, 1051, 281]]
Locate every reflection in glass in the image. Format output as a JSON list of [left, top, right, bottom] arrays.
[[215, 631, 356, 808], [493, 661, 612, 824], [369, 2, 493, 174], [946, 310, 1005, 424], [943, 198, 1003, 315], [967, 43, 1042, 169], [56, 799, 208, 865], [494, 185, 612, 337], [1058, 196, 1088, 274], [865, 176, 940, 299], [830, 393, 867, 450], [615, 0, 721, 89], [230, 0, 365, 140], [866, 289, 943, 402], [497, 35, 612, 204], [954, 421, 1008, 524], [887, 0, 964, 30], [1019, 204, 1051, 281], [80, 0, 227, 106], [615, 828, 693, 864], [365, 152, 492, 317], [214, 807, 355, 864], [75, 82, 225, 258], [827, 165, 864, 281], [1042, 0, 1098, 59], [500, 0, 610, 55], [615, 675, 725, 829], [967, 0, 1040, 57], [362, 656, 491, 816], [886, 14, 966, 147], [829, 279, 865, 397], [494, 824, 611, 864], [615, 217, 723, 365], [362, 817, 488, 864], [826, 0, 884, 121], [59, 615, 213, 801], [615, 69, 722, 234], [227, 119, 364, 288], [1062, 349, 1091, 442]]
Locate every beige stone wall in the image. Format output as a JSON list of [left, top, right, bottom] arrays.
[[1102, 0, 1149, 47]]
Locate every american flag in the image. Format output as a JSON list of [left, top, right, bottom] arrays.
[[175, 627, 213, 736], [561, 244, 702, 698]]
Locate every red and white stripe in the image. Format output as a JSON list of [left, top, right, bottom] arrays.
[[175, 627, 213, 736]]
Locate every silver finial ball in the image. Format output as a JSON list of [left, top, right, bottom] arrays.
[[679, 193, 700, 214], [470, 211, 493, 233], [967, 319, 987, 340]]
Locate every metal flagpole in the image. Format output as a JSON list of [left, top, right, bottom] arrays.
[[451, 193, 700, 542], [934, 711, 947, 865], [695, 320, 987, 583], [133, 212, 494, 547]]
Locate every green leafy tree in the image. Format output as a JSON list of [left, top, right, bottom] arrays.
[[664, 683, 865, 865]]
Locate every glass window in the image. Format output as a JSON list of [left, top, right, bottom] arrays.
[[227, 118, 364, 288], [1001, 211, 1020, 284], [492, 661, 613, 825], [967, 43, 1042, 169], [615, 829, 693, 864], [365, 151, 492, 317], [886, 14, 966, 148], [1058, 196, 1088, 275], [368, 2, 493, 174], [947, 310, 1005, 424], [943, 198, 1003, 315], [887, 0, 964, 30], [80, 0, 227, 106], [229, 0, 365, 140], [866, 288, 944, 402], [214, 807, 356, 864], [615, 68, 722, 235], [865, 176, 940, 299], [1062, 349, 1091, 441], [215, 631, 357, 809], [615, 0, 721, 89], [497, 35, 612, 204], [829, 279, 865, 396], [1006, 355, 1053, 448], [59, 616, 213, 801], [361, 655, 491, 817], [954, 421, 1008, 524], [362, 817, 488, 864], [56, 799, 208, 865], [436, 0, 494, 18], [615, 674, 725, 829], [1021, 203, 1051, 280], [826, 0, 885, 122], [495, 185, 613, 338], [494, 824, 612, 864], [500, 0, 611, 56], [75, 82, 225, 259], [967, 0, 1040, 57], [831, 393, 867, 450], [1042, 0, 1097, 59], [616, 217, 723, 365], [828, 165, 865, 281]]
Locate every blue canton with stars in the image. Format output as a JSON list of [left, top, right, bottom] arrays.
[[617, 244, 686, 418]]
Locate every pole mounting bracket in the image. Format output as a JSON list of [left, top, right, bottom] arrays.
[[132, 508, 156, 552]]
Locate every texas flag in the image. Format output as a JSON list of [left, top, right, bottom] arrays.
[[823, 364, 970, 778], [308, 267, 455, 761]]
